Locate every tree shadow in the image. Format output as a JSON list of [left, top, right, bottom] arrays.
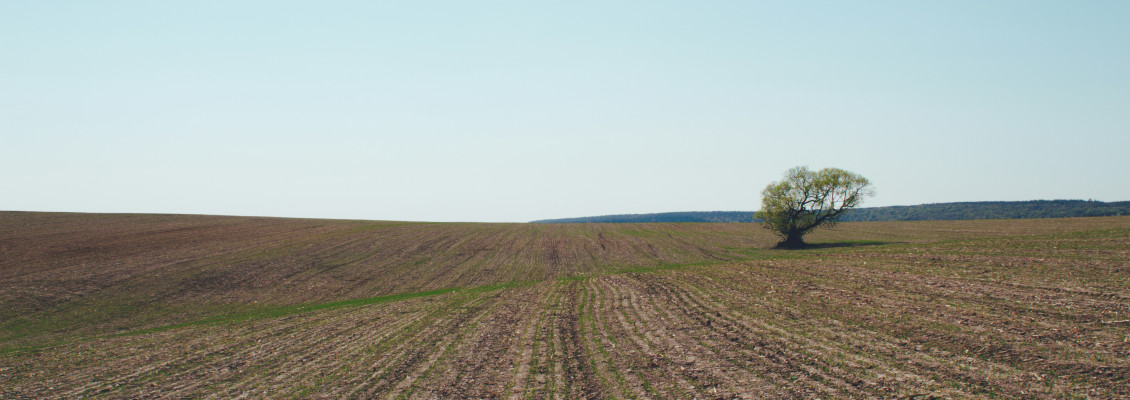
[[783, 240, 894, 250]]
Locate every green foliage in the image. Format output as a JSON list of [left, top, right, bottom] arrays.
[[755, 166, 873, 248]]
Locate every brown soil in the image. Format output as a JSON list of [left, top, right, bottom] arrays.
[[2, 212, 1128, 399]]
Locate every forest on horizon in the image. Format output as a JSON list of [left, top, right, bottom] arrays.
[[532, 199, 1130, 223]]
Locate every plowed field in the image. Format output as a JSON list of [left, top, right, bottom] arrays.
[[2, 212, 1128, 399]]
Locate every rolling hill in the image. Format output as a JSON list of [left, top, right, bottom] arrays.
[[3, 211, 1129, 398]]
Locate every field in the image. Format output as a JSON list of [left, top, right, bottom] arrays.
[[2, 212, 1128, 399]]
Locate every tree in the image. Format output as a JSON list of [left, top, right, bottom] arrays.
[[756, 166, 874, 249]]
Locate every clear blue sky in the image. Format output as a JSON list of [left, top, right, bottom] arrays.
[[3, 1, 1128, 222]]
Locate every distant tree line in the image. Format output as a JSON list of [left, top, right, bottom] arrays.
[[531, 200, 1130, 223]]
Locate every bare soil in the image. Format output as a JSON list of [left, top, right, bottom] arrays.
[[2, 212, 1128, 398]]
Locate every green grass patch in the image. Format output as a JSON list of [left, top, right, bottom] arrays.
[[0, 282, 529, 356]]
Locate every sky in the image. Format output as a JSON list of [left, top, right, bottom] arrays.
[[2, 1, 1128, 222]]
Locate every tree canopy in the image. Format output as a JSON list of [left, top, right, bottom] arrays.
[[757, 166, 873, 248]]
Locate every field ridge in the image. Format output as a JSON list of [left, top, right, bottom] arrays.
[[2, 212, 1128, 398]]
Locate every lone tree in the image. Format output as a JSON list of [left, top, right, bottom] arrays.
[[756, 166, 873, 249]]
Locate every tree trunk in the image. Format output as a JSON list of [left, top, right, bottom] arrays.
[[776, 231, 808, 249]]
